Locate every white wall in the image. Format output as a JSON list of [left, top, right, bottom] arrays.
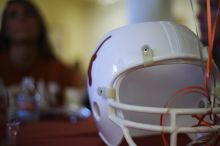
[[126, 0, 172, 23]]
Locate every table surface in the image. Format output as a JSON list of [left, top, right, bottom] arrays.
[[16, 117, 191, 146], [17, 117, 105, 146]]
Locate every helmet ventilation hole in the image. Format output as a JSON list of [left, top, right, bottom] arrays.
[[198, 98, 209, 108], [93, 102, 101, 120]]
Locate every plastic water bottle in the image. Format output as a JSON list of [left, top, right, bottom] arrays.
[[16, 77, 39, 122]]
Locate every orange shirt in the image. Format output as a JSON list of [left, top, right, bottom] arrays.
[[0, 53, 85, 106]]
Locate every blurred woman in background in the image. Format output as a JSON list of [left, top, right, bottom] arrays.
[[0, 0, 85, 111]]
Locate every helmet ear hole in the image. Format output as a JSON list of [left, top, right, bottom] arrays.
[[198, 98, 209, 108], [93, 102, 101, 120]]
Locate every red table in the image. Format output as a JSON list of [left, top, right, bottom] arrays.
[[17, 117, 105, 146], [16, 117, 191, 146]]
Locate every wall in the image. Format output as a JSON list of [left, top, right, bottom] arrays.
[[0, 0, 200, 72], [35, 0, 127, 71], [33, 0, 88, 68], [34, 0, 127, 71]]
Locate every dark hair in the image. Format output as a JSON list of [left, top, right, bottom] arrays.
[[0, 0, 54, 59]]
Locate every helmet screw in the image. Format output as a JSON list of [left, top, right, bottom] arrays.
[[144, 47, 149, 52], [143, 45, 150, 52], [97, 88, 103, 96]]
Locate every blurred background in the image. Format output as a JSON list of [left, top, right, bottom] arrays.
[[1, 0, 219, 146], [0, 0, 199, 72]]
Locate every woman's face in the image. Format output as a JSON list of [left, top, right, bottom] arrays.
[[5, 3, 40, 43]]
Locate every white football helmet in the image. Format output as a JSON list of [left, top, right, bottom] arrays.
[[87, 21, 220, 146]]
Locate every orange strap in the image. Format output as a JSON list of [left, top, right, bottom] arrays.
[[161, 0, 220, 145], [205, 0, 220, 92]]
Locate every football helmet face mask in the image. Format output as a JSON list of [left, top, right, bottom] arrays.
[[87, 21, 220, 146]]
